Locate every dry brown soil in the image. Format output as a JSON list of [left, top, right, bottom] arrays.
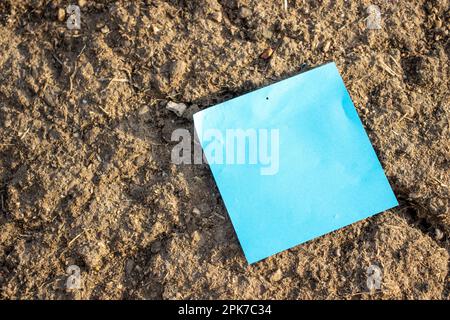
[[0, 0, 449, 299]]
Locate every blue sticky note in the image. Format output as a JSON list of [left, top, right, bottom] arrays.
[[193, 62, 398, 264]]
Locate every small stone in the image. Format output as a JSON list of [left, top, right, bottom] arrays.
[[150, 241, 161, 253], [57, 8, 66, 22], [335, 248, 341, 257], [270, 269, 283, 282], [192, 207, 201, 215], [240, 7, 252, 19], [78, 0, 87, 7], [166, 101, 187, 117], [434, 228, 444, 240]]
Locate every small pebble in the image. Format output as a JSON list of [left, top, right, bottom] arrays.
[[166, 101, 187, 117], [57, 8, 66, 22], [192, 207, 201, 215], [270, 269, 283, 282]]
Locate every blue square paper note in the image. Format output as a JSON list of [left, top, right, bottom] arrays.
[[193, 62, 398, 264]]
